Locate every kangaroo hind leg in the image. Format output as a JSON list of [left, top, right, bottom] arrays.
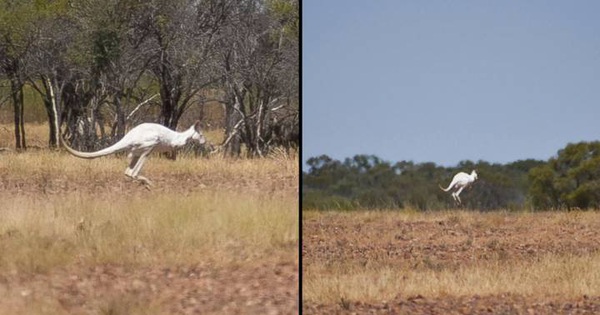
[[454, 186, 465, 205], [125, 153, 140, 178], [131, 149, 153, 187]]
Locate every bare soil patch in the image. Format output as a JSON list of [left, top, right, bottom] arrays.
[[304, 294, 600, 314], [0, 262, 298, 315], [303, 210, 600, 314]]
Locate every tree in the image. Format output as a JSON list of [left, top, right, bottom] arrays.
[[303, 155, 543, 211], [25, 0, 71, 148], [219, 0, 298, 157], [130, 0, 231, 131], [0, 0, 43, 149], [529, 142, 600, 210], [2, 0, 299, 156], [72, 0, 157, 141], [57, 0, 149, 150]]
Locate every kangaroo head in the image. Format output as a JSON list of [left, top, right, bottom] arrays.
[[471, 170, 478, 180], [191, 120, 207, 145]]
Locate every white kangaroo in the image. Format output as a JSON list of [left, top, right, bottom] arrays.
[[61, 120, 206, 186], [439, 170, 478, 205]]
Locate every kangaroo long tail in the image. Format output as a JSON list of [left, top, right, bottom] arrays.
[[60, 135, 128, 159], [439, 181, 454, 192]]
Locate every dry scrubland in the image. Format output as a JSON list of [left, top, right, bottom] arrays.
[[0, 124, 299, 314], [304, 210, 600, 314]]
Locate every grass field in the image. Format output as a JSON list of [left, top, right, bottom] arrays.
[[303, 209, 600, 314], [0, 123, 299, 314]]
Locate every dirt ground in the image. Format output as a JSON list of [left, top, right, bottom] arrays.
[[304, 294, 600, 315], [0, 156, 299, 314], [303, 211, 600, 314], [1, 262, 298, 314]]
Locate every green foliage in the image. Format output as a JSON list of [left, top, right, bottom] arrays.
[[0, 0, 299, 155], [529, 141, 600, 210], [304, 141, 600, 211], [0, 0, 68, 56], [267, 0, 298, 40], [303, 154, 544, 211], [0, 1, 36, 58], [301, 189, 357, 211], [0, 83, 46, 123], [91, 28, 121, 74]]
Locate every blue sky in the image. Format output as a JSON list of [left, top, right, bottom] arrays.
[[303, 1, 600, 168]]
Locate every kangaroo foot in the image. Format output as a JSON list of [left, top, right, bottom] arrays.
[[136, 176, 153, 188]]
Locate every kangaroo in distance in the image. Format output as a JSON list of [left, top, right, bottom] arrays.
[[61, 120, 206, 187], [439, 170, 478, 205]]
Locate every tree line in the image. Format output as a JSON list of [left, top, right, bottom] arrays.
[[303, 141, 600, 211], [0, 0, 298, 157]]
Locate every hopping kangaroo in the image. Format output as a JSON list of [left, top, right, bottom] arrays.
[[61, 121, 206, 186], [439, 170, 478, 205]]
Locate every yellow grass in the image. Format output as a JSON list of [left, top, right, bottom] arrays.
[[0, 122, 225, 148], [305, 252, 600, 303], [1, 149, 297, 182], [0, 147, 298, 268], [303, 210, 600, 304], [0, 120, 298, 188], [0, 121, 298, 313], [1, 192, 298, 273]]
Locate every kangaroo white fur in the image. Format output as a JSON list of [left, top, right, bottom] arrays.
[[439, 170, 478, 205], [61, 120, 206, 186]]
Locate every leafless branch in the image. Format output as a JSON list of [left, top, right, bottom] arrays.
[[126, 93, 159, 121]]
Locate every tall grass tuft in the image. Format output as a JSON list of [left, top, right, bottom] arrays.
[[0, 192, 298, 273]]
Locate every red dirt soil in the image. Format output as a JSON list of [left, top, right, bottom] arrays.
[[303, 211, 600, 314], [1, 262, 298, 314]]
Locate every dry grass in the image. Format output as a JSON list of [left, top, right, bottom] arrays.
[[0, 123, 299, 314], [0, 123, 299, 269], [0, 122, 225, 149], [0, 150, 299, 270], [1, 192, 298, 273], [0, 121, 298, 188], [303, 210, 600, 305], [1, 149, 297, 184], [305, 251, 600, 303]]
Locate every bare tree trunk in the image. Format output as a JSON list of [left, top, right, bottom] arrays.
[[29, 76, 62, 148], [224, 92, 242, 157], [255, 99, 266, 157], [158, 73, 182, 130], [93, 100, 106, 140], [10, 75, 26, 149], [43, 76, 59, 148], [112, 92, 126, 138]]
